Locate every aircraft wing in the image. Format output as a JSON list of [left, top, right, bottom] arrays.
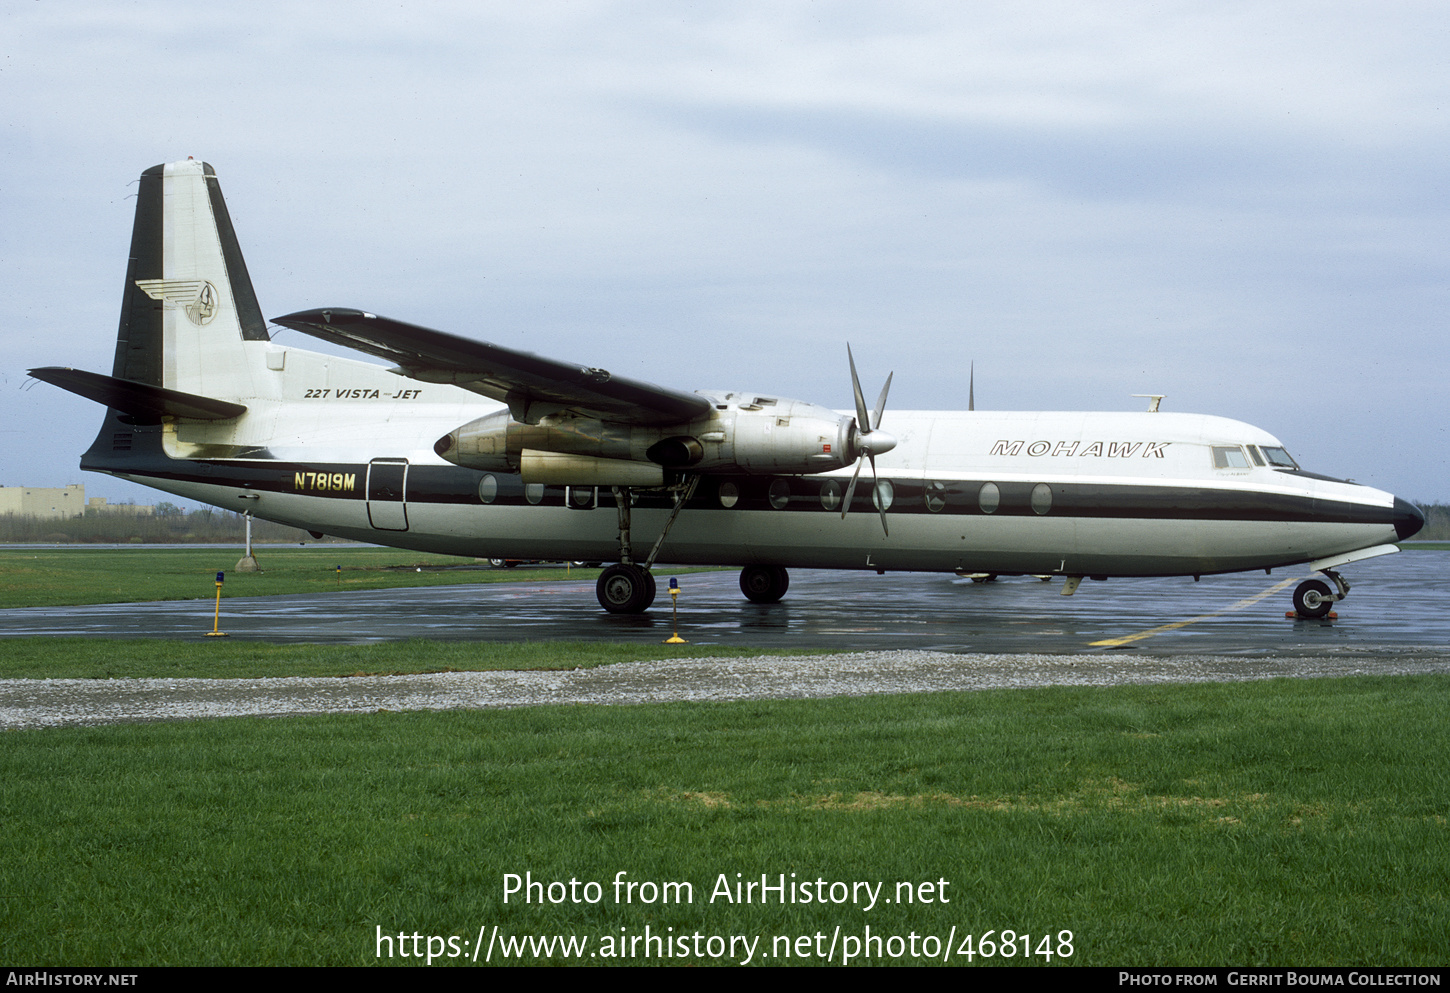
[[271, 308, 712, 426]]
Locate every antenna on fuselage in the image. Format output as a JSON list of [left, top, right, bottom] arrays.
[[969, 362, 975, 411], [1132, 394, 1165, 412]]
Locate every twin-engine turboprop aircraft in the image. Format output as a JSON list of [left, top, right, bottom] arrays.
[[30, 160, 1425, 617]]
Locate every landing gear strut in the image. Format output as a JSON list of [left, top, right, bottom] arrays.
[[1292, 569, 1350, 619], [594, 477, 699, 614], [740, 564, 790, 604]]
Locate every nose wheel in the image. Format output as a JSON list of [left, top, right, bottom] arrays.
[[1292, 579, 1333, 618], [1291, 569, 1350, 619]]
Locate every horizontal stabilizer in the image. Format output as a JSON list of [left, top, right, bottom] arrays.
[[272, 308, 711, 426], [28, 367, 247, 423]]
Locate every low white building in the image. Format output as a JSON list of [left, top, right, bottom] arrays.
[[86, 496, 155, 516], [0, 484, 87, 520]]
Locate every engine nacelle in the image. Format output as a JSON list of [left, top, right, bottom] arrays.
[[434, 408, 634, 471], [434, 390, 860, 479], [722, 396, 856, 474]]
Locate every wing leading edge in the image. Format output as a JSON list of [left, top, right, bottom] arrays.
[[271, 308, 712, 426]]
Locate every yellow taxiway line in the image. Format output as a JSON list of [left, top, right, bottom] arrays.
[[1088, 576, 1301, 648]]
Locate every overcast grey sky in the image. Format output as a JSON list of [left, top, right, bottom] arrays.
[[4, 1, 1447, 505]]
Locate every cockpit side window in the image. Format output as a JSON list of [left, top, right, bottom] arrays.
[[1260, 446, 1298, 469], [1247, 445, 1266, 467], [1212, 445, 1250, 469]]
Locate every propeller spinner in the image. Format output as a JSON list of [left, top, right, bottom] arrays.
[[842, 344, 897, 535]]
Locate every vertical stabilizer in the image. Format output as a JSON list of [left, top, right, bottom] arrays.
[[112, 160, 270, 400]]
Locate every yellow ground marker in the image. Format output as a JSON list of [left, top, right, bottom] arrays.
[[205, 570, 228, 637], [664, 577, 687, 644], [1089, 576, 1300, 648]]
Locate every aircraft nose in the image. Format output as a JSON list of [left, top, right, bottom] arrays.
[[1394, 498, 1426, 541]]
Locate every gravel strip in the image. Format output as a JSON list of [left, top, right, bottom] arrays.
[[4, 650, 1450, 730]]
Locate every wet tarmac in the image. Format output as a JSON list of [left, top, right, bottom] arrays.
[[2, 549, 1447, 656]]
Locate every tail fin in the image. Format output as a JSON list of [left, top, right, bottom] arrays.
[[112, 159, 270, 398]]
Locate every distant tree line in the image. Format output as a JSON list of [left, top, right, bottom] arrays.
[[1415, 503, 1450, 541], [0, 507, 348, 544]]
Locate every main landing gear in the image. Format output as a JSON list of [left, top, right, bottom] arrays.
[[594, 478, 699, 615], [1291, 569, 1351, 619], [597, 563, 657, 614], [740, 564, 790, 604]]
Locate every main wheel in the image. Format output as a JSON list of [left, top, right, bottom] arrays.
[[596, 563, 656, 614], [1293, 579, 1334, 618], [740, 564, 789, 604]]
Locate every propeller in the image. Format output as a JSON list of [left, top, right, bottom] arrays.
[[841, 344, 898, 535]]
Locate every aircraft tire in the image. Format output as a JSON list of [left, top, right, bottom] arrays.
[[597, 563, 655, 614], [1293, 579, 1334, 618], [740, 564, 789, 604]]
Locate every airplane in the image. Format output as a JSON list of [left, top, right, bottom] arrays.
[[29, 159, 1425, 619]]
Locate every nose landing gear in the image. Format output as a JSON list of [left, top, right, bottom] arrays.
[[1291, 569, 1350, 619]]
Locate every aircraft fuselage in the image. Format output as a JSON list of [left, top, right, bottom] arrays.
[[82, 378, 1418, 581]]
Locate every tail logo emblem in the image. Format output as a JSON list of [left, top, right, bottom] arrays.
[[134, 279, 220, 326]]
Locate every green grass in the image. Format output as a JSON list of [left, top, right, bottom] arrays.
[[0, 546, 726, 609], [0, 547, 607, 609], [0, 637, 821, 680], [1, 676, 1446, 966]]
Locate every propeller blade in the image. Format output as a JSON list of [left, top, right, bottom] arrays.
[[847, 343, 870, 432], [872, 372, 893, 431], [841, 458, 863, 520], [841, 343, 892, 536], [870, 453, 889, 537]]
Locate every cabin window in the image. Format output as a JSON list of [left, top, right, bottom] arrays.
[[1260, 446, 1298, 469], [819, 479, 842, 511], [925, 480, 947, 513], [873, 480, 894, 512], [1031, 482, 1052, 515], [478, 474, 498, 504], [1212, 446, 1250, 469], [568, 486, 596, 509], [718, 481, 739, 509], [978, 482, 1000, 514], [524, 483, 545, 505], [768, 478, 791, 509]]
